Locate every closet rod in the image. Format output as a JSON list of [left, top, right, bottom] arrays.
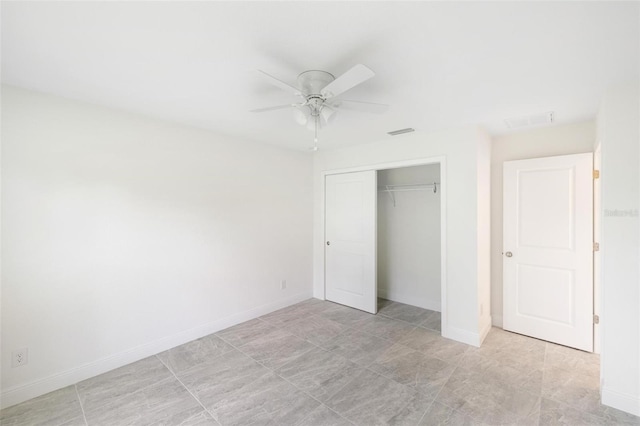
[[378, 182, 439, 207], [378, 183, 439, 191]]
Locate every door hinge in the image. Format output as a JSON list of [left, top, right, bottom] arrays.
[[594, 314, 600, 325], [593, 242, 600, 252], [593, 170, 600, 179]]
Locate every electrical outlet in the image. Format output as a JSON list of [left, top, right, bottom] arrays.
[[280, 280, 287, 290], [12, 348, 28, 368]]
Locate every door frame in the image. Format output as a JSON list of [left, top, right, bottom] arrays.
[[594, 144, 601, 354], [320, 156, 447, 331]]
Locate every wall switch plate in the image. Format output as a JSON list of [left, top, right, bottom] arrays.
[[280, 280, 287, 290], [12, 348, 28, 368]]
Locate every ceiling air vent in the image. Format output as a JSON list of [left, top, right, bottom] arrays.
[[504, 112, 554, 130], [387, 128, 415, 136]]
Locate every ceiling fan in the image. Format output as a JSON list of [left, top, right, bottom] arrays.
[[251, 64, 388, 150]]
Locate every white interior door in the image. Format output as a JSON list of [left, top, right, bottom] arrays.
[[325, 170, 377, 313], [503, 153, 593, 351]]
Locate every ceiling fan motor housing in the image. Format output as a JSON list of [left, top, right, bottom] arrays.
[[297, 70, 335, 96]]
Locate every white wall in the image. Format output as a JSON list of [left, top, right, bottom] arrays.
[[377, 165, 441, 311], [490, 121, 595, 327], [0, 86, 314, 407], [597, 80, 640, 416], [477, 129, 492, 341], [313, 127, 491, 346]]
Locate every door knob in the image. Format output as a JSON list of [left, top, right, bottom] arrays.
[[326, 241, 330, 246], [505, 251, 513, 257]]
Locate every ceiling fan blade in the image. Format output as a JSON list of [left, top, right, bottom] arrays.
[[321, 64, 375, 99], [257, 70, 301, 96], [250, 104, 297, 113], [333, 99, 389, 114]]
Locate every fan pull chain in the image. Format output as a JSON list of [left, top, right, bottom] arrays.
[[313, 114, 319, 151]]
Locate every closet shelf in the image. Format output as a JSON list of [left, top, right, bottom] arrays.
[[378, 183, 439, 207]]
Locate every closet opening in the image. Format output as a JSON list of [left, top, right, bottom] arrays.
[[377, 163, 442, 334], [322, 156, 446, 334]]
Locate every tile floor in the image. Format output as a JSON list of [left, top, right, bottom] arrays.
[[2, 298, 639, 425]]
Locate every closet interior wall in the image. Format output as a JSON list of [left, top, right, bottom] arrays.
[[377, 164, 441, 311]]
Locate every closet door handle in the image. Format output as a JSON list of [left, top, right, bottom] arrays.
[[326, 241, 330, 246]]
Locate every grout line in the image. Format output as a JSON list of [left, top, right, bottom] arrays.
[[217, 331, 355, 426], [188, 301, 445, 425], [311, 362, 365, 409], [55, 359, 178, 422], [334, 314, 417, 345], [221, 301, 368, 424], [540, 343, 617, 423], [362, 340, 461, 425], [293, 303, 453, 407], [273, 370, 356, 425], [292, 403, 356, 426], [219, 302, 629, 424], [416, 362, 458, 425], [154, 355, 220, 425], [359, 325, 418, 344], [423, 366, 486, 422], [542, 341, 549, 402], [74, 384, 89, 426]]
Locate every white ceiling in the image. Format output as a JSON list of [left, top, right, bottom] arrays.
[[2, 1, 638, 151]]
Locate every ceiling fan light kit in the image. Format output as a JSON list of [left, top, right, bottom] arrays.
[[292, 105, 309, 126], [252, 64, 388, 150], [321, 105, 335, 124]]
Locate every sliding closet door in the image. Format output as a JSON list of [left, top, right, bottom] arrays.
[[325, 171, 377, 313]]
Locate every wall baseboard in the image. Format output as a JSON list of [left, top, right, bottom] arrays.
[[443, 316, 492, 348], [378, 289, 441, 312], [601, 386, 640, 417], [492, 314, 503, 328], [0, 291, 313, 409], [479, 315, 493, 345], [443, 325, 481, 347]]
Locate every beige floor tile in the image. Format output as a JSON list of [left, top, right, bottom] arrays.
[[238, 327, 315, 369], [157, 334, 234, 374], [436, 367, 541, 425], [326, 369, 430, 425], [539, 398, 610, 425], [321, 327, 395, 367], [369, 343, 455, 398], [6, 300, 640, 426], [377, 299, 436, 325], [317, 302, 375, 327], [297, 404, 352, 426], [0, 386, 85, 426], [207, 372, 319, 426], [399, 328, 470, 365], [282, 313, 348, 346], [76, 355, 173, 415], [420, 311, 442, 332], [83, 378, 202, 425], [215, 318, 278, 347], [419, 401, 485, 426], [277, 346, 363, 402], [353, 315, 416, 342]]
